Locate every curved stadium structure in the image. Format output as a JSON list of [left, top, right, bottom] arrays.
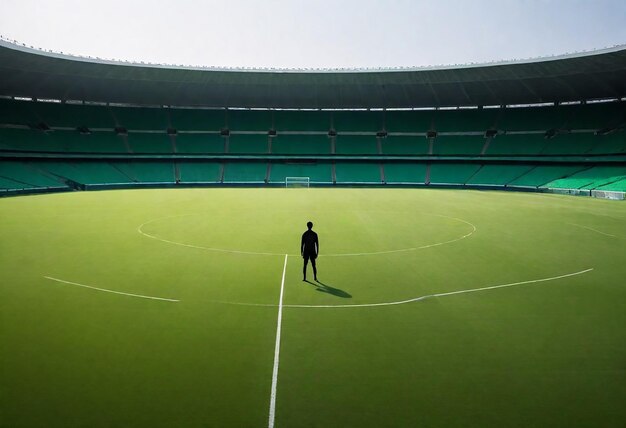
[[0, 38, 625, 195], [2, 37, 626, 428]]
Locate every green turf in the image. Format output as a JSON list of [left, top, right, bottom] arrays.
[[0, 188, 625, 428]]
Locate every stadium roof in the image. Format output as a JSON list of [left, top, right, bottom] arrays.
[[1, 39, 625, 109]]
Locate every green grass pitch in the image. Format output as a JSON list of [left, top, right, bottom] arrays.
[[0, 188, 625, 428]]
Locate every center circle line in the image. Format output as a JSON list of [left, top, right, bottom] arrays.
[[136, 213, 477, 257]]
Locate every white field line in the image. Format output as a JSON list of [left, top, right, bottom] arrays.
[[566, 223, 620, 238], [208, 268, 593, 309], [43, 276, 180, 302], [268, 254, 288, 428], [137, 214, 477, 257]]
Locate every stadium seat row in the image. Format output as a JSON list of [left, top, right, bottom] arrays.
[[2, 160, 625, 192], [1, 98, 624, 132], [1, 128, 624, 156]]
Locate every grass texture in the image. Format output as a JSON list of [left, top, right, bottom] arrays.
[[0, 188, 625, 428]]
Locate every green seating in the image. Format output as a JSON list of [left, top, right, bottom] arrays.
[[127, 133, 172, 154], [588, 132, 626, 154], [0, 161, 65, 188], [38, 161, 133, 185], [223, 162, 267, 182], [508, 166, 586, 187], [381, 136, 429, 155], [110, 106, 169, 130], [432, 136, 485, 155], [486, 134, 546, 155], [544, 166, 626, 189], [0, 99, 39, 126], [433, 109, 497, 132], [564, 102, 625, 130], [333, 111, 383, 132], [335, 163, 381, 183], [466, 165, 534, 185], [228, 135, 268, 154], [335, 135, 379, 155], [269, 163, 332, 183], [178, 163, 222, 182], [52, 131, 127, 153], [0, 175, 29, 190], [32, 102, 115, 129], [540, 133, 595, 155], [0, 129, 129, 153], [168, 108, 225, 131], [273, 110, 330, 132], [271, 135, 331, 155], [385, 110, 432, 132], [384, 163, 427, 183], [114, 162, 176, 182], [429, 163, 481, 184], [498, 106, 568, 131], [228, 109, 272, 131], [595, 179, 626, 192], [0, 128, 63, 152], [175, 134, 225, 154]]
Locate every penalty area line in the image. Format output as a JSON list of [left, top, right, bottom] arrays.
[[43, 276, 180, 302], [268, 254, 288, 428]]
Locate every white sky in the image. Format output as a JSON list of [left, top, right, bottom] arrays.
[[0, 0, 625, 69]]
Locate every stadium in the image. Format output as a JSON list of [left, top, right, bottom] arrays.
[[1, 24, 625, 428]]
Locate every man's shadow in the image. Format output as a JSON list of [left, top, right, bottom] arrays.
[[304, 280, 351, 298]]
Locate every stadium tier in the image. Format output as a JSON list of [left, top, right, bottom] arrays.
[[0, 54, 625, 195]]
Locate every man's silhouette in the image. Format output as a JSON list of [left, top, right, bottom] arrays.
[[301, 221, 319, 281]]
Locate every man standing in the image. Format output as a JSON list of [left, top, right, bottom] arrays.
[[301, 221, 319, 281]]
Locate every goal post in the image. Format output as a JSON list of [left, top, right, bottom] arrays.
[[285, 177, 310, 188], [591, 190, 626, 200]]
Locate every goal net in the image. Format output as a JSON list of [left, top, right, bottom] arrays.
[[591, 190, 626, 200], [285, 177, 310, 188]]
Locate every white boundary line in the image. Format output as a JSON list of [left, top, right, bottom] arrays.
[[208, 268, 593, 309], [566, 223, 620, 238], [43, 276, 180, 302], [268, 254, 288, 428], [137, 213, 477, 257]]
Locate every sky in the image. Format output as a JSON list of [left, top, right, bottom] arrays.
[[0, 0, 625, 69]]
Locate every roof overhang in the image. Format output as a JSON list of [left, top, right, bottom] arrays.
[[1, 40, 625, 109]]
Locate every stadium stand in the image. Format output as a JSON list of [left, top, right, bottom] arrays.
[[507, 165, 588, 188], [127, 133, 172, 154], [110, 106, 169, 130], [335, 135, 379, 155], [0, 39, 625, 196], [383, 163, 428, 184], [486, 134, 547, 156], [380, 136, 429, 155], [274, 110, 330, 132], [223, 162, 267, 183], [333, 111, 383, 132], [544, 166, 626, 190], [335, 163, 382, 183], [175, 134, 225, 154], [228, 135, 269, 154], [466, 165, 535, 186], [432, 136, 485, 155], [168, 108, 225, 131], [178, 162, 222, 183], [429, 164, 482, 185], [0, 160, 66, 189], [269, 162, 333, 184], [271, 135, 331, 155]]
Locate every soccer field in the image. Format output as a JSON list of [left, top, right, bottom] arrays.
[[1, 188, 625, 428]]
